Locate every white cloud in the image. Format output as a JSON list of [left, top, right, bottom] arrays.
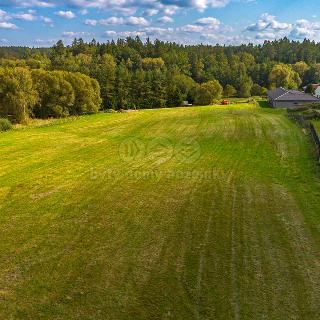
[[126, 16, 150, 26], [145, 9, 159, 16], [12, 13, 36, 21], [208, 0, 230, 7], [84, 19, 98, 26], [158, 16, 174, 24], [0, 8, 53, 28], [104, 30, 117, 37], [62, 31, 92, 38], [161, 5, 178, 15], [0, 21, 18, 29], [190, 0, 229, 11], [79, 9, 88, 15], [179, 17, 223, 34], [99, 16, 149, 27], [0, 0, 231, 14], [99, 17, 124, 25], [40, 16, 53, 24], [35, 38, 57, 45], [246, 13, 291, 32], [5, 1, 55, 8], [55, 10, 75, 19], [246, 14, 320, 42], [0, 9, 11, 22], [145, 27, 174, 35], [255, 31, 277, 40], [103, 26, 177, 40], [103, 30, 147, 38], [180, 24, 204, 33], [290, 19, 320, 39], [196, 17, 220, 29]]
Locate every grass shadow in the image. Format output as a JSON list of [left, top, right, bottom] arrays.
[[258, 101, 270, 108]]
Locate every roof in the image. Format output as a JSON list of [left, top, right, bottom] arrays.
[[267, 87, 287, 100], [267, 87, 320, 102]]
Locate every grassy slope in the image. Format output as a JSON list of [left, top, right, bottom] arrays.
[[0, 104, 319, 319], [313, 120, 320, 133]]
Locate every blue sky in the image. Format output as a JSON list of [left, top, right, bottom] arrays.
[[0, 0, 320, 47]]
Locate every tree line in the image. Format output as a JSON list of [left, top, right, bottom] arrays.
[[0, 68, 101, 123], [2, 37, 320, 122]]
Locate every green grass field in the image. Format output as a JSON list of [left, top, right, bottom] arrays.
[[1, 104, 320, 319], [313, 120, 320, 133]]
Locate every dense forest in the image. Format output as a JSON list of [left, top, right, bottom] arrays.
[[2, 37, 320, 123]]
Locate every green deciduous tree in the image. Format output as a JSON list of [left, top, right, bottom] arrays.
[[251, 83, 267, 96], [224, 84, 237, 97], [0, 67, 38, 123], [171, 74, 196, 101], [292, 61, 310, 82], [31, 69, 74, 118], [142, 57, 165, 71], [195, 80, 223, 105], [269, 64, 301, 89], [304, 64, 320, 85], [64, 72, 102, 115], [166, 85, 183, 108]]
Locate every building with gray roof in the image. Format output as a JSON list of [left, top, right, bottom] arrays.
[[267, 87, 320, 108]]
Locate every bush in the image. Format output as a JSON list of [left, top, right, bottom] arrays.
[[195, 80, 223, 105], [0, 118, 12, 132]]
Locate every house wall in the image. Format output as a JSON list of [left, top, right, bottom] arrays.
[[273, 100, 314, 108], [267, 97, 275, 107]]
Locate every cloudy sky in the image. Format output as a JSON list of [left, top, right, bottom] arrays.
[[0, 0, 320, 46]]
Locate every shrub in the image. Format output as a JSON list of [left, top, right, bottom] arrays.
[[195, 80, 223, 105], [0, 118, 12, 132]]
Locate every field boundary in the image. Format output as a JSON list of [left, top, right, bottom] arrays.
[[287, 111, 320, 162]]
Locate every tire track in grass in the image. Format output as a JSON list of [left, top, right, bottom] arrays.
[[195, 210, 213, 320], [270, 184, 320, 317], [230, 188, 240, 320], [242, 183, 270, 318], [240, 182, 316, 317], [124, 179, 205, 319], [190, 175, 228, 320], [223, 107, 244, 319], [227, 113, 257, 320]]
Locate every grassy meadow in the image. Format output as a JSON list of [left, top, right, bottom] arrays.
[[0, 103, 320, 319]]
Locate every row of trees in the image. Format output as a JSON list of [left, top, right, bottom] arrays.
[[2, 37, 320, 120], [47, 40, 274, 106], [0, 67, 101, 123], [2, 38, 320, 66]]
